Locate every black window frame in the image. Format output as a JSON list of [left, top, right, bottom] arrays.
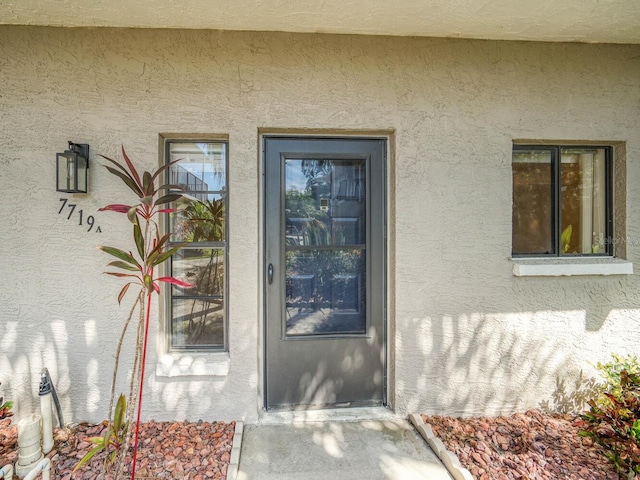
[[164, 138, 229, 352], [512, 144, 614, 258]]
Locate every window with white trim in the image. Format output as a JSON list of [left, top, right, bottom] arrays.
[[512, 145, 613, 257], [165, 140, 228, 350]]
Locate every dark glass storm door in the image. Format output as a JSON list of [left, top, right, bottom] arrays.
[[264, 137, 386, 410]]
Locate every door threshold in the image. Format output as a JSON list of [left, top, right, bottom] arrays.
[[255, 405, 396, 425]]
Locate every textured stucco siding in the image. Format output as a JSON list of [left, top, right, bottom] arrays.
[[0, 26, 639, 423]]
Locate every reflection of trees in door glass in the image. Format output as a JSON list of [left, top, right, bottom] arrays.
[[285, 159, 366, 246], [285, 250, 365, 335], [285, 190, 331, 246], [284, 158, 368, 335]]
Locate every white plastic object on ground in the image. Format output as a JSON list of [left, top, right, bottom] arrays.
[[0, 464, 14, 479], [40, 393, 53, 454], [22, 458, 51, 480], [16, 414, 44, 478]]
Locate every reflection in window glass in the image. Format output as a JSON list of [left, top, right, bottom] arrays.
[[171, 298, 224, 347], [285, 159, 366, 247], [512, 150, 553, 255], [172, 249, 225, 297], [286, 249, 365, 336], [170, 194, 225, 243], [170, 143, 226, 192], [512, 145, 611, 257], [561, 148, 607, 254], [167, 141, 227, 350], [284, 158, 368, 336]]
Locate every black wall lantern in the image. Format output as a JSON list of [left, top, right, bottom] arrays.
[[56, 142, 89, 193]]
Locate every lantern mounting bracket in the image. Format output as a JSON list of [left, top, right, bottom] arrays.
[[67, 142, 90, 166]]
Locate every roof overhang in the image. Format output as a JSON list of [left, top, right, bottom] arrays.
[[1, 0, 639, 44]]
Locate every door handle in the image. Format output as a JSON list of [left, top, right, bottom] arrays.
[[268, 263, 274, 284]]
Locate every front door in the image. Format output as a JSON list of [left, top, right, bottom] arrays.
[[264, 136, 386, 410]]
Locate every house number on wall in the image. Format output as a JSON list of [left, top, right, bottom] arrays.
[[58, 198, 102, 233]]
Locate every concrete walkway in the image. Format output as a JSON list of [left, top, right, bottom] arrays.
[[235, 411, 453, 480]]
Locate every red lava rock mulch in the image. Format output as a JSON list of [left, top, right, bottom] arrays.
[[422, 409, 626, 480], [0, 417, 236, 479]]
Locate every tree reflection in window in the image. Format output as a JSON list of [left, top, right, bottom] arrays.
[[167, 141, 227, 349], [284, 158, 367, 335]]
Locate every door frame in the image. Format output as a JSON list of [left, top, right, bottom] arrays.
[[259, 131, 393, 411]]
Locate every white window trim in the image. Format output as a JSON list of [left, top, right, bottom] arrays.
[[512, 257, 633, 277], [156, 352, 230, 377]]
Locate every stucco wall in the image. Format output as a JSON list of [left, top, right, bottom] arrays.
[[1, 26, 639, 423]]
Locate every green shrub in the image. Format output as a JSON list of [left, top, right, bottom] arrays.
[[580, 354, 640, 479]]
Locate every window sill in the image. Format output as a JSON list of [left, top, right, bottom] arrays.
[[512, 257, 633, 277], [156, 352, 230, 378]]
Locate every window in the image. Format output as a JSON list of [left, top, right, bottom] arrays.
[[512, 145, 612, 257], [165, 140, 228, 350]]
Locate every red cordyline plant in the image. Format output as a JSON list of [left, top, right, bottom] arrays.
[[75, 147, 190, 479]]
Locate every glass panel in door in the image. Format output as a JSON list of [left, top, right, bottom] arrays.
[[285, 159, 366, 336]]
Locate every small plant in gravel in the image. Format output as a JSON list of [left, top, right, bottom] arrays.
[[73, 394, 129, 473], [0, 382, 13, 420], [580, 354, 640, 479]]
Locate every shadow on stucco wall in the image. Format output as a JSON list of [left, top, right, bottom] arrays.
[[396, 290, 640, 417], [538, 372, 601, 414], [397, 312, 573, 417], [1, 317, 76, 423]]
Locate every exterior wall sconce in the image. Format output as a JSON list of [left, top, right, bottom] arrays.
[[56, 142, 89, 193]]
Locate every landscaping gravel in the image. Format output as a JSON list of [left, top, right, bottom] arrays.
[[0, 417, 236, 479], [3, 409, 628, 479], [422, 409, 624, 479]]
